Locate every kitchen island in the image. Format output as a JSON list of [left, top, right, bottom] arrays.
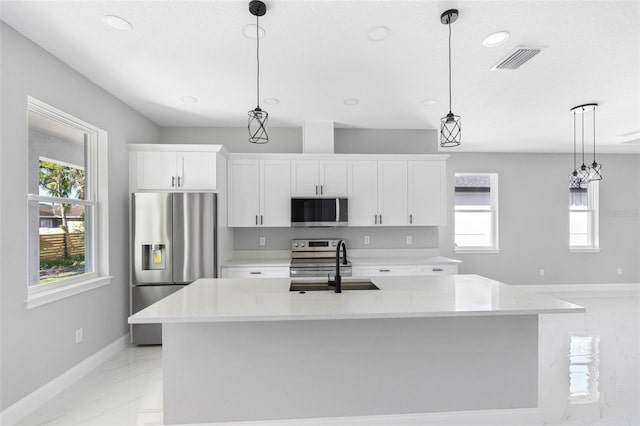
[[128, 274, 584, 424]]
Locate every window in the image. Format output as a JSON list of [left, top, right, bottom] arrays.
[[569, 180, 599, 252], [27, 97, 111, 308], [454, 173, 499, 253]]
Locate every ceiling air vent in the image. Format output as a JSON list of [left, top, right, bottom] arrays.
[[491, 46, 543, 70]]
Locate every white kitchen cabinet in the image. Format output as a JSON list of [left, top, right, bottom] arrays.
[[291, 159, 347, 196], [228, 159, 290, 227], [136, 151, 217, 190], [407, 161, 446, 226], [352, 264, 416, 277], [221, 266, 290, 278], [415, 264, 458, 275], [348, 160, 407, 226]]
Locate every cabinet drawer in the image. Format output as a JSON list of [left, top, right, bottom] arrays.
[[415, 264, 458, 275], [221, 266, 290, 278], [353, 265, 416, 277]]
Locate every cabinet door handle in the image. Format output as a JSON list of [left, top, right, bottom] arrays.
[[255, 215, 258, 225], [171, 176, 175, 187], [320, 185, 323, 195], [374, 215, 378, 224], [250, 271, 262, 275], [315, 185, 318, 195], [433, 268, 444, 272], [410, 214, 413, 224], [260, 215, 263, 225], [177, 176, 181, 187], [379, 269, 390, 272], [379, 214, 382, 224]]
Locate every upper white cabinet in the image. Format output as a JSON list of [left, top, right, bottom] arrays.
[[291, 159, 347, 196], [130, 145, 224, 191], [228, 159, 290, 227], [407, 161, 446, 226], [348, 160, 407, 226], [349, 158, 446, 227]]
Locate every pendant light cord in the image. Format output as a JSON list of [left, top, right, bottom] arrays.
[[592, 106, 596, 162], [573, 110, 577, 169], [256, 13, 260, 108], [448, 19, 452, 114], [581, 106, 585, 166]]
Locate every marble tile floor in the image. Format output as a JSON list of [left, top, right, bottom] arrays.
[[16, 292, 639, 426]]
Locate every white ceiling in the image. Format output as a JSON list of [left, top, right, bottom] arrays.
[[2, 1, 639, 153]]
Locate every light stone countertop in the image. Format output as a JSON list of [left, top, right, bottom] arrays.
[[349, 255, 461, 266], [222, 258, 291, 267], [128, 274, 585, 324]]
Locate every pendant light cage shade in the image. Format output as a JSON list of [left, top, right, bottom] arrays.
[[248, 107, 269, 144], [440, 112, 461, 147], [247, 0, 269, 144], [440, 9, 461, 148]]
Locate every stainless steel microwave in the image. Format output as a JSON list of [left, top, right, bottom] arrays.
[[291, 198, 348, 227]]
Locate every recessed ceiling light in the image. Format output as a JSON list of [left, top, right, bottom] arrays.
[[180, 96, 198, 104], [242, 24, 266, 39], [102, 15, 134, 31], [344, 98, 359, 106], [483, 31, 510, 47], [421, 99, 437, 106], [263, 98, 279, 105], [367, 26, 391, 42]]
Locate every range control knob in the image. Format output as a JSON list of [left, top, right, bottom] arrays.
[[301, 242, 306, 247], [331, 241, 337, 247], [293, 242, 299, 248]]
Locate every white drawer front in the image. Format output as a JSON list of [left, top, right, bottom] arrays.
[[416, 264, 458, 275], [221, 267, 290, 278], [353, 265, 416, 277]]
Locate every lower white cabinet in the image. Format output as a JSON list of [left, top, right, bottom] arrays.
[[221, 266, 290, 278], [353, 263, 458, 278]]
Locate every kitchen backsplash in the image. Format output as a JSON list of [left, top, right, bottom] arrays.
[[233, 227, 439, 250]]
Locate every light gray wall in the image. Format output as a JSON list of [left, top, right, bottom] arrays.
[[335, 129, 438, 154], [159, 127, 438, 155], [440, 153, 640, 285], [234, 227, 439, 250], [159, 127, 302, 153], [0, 22, 159, 410]]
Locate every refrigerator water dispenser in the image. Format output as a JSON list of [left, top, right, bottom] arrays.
[[142, 244, 166, 270]]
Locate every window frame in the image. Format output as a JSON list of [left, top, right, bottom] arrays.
[[454, 172, 500, 254], [569, 180, 600, 253], [26, 97, 111, 308]]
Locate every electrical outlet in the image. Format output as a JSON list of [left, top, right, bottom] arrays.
[[75, 328, 83, 344], [364, 236, 370, 245], [617, 268, 623, 275], [539, 269, 545, 276], [406, 236, 412, 245], [259, 237, 266, 246]]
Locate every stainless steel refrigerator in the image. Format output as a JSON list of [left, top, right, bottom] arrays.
[[131, 192, 217, 344]]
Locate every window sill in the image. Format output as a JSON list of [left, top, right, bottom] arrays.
[[569, 247, 601, 254], [454, 248, 501, 254], [26, 276, 113, 309]]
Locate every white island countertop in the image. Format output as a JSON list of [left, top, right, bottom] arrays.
[[128, 274, 584, 324]]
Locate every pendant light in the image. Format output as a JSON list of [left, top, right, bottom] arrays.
[[247, 0, 269, 144], [440, 9, 461, 148], [569, 108, 586, 188], [587, 104, 602, 181]]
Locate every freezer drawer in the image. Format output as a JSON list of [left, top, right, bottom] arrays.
[[131, 284, 186, 345]]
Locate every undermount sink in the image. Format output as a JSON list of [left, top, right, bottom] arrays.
[[290, 280, 380, 292]]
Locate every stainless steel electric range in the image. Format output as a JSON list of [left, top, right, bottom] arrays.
[[289, 239, 352, 279]]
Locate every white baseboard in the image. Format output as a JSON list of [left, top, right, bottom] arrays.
[[516, 282, 640, 297], [0, 333, 129, 426], [193, 408, 542, 426]]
